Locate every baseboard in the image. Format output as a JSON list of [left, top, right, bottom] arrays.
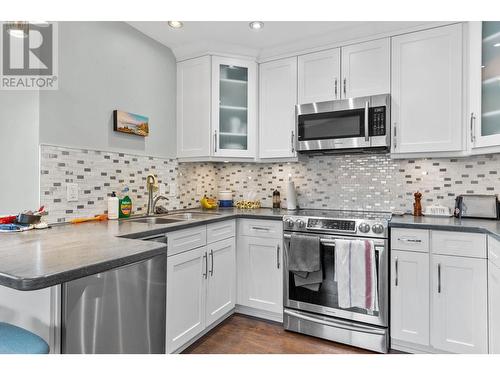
[[235, 305, 283, 323], [390, 339, 437, 354]]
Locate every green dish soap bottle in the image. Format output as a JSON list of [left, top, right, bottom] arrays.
[[119, 187, 132, 218]]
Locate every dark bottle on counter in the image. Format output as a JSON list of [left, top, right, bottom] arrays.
[[272, 190, 281, 209]]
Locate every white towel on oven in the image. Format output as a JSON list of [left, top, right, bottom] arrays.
[[334, 239, 378, 311]]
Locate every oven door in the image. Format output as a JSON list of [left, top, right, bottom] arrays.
[[283, 232, 388, 327], [296, 97, 370, 151]]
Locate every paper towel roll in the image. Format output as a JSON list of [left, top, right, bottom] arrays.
[[287, 180, 298, 210]]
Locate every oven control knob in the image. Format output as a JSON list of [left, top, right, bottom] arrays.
[[358, 222, 371, 233], [372, 223, 385, 234], [285, 218, 295, 228], [296, 219, 306, 228]]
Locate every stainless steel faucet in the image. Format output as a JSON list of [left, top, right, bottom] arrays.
[[146, 174, 169, 215]]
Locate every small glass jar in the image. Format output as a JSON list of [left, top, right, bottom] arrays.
[[272, 190, 281, 209]]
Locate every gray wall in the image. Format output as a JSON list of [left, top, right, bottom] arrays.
[[39, 22, 177, 158], [0, 91, 39, 215]]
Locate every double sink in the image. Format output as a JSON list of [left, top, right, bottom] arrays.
[[127, 211, 222, 225]]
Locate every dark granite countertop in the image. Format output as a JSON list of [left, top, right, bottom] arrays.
[[390, 215, 500, 241], [0, 208, 287, 291]]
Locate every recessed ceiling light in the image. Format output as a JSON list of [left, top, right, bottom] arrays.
[[168, 21, 184, 29], [249, 21, 264, 31], [494, 42, 500, 47]]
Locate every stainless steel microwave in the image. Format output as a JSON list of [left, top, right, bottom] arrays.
[[295, 94, 390, 153]]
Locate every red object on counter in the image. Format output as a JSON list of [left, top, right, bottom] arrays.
[[0, 216, 16, 224]]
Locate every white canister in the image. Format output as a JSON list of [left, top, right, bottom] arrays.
[[108, 192, 119, 220], [218, 190, 233, 201]]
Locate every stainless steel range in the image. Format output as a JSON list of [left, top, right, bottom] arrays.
[[282, 209, 391, 353]]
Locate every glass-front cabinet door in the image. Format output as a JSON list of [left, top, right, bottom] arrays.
[[470, 21, 500, 150], [211, 56, 257, 158]]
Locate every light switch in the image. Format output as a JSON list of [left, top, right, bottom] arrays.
[[159, 183, 166, 195], [67, 183, 79, 202]]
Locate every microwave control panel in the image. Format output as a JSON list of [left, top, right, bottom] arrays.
[[370, 107, 386, 136]]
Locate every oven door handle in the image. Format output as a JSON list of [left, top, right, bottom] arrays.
[[283, 233, 385, 249], [284, 309, 386, 335]]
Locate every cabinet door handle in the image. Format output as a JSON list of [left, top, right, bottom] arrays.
[[251, 226, 270, 231], [393, 123, 397, 150], [437, 263, 441, 293], [214, 130, 218, 153], [209, 249, 214, 276], [395, 257, 399, 286], [291, 131, 295, 153], [343, 78, 347, 96], [203, 252, 208, 279], [397, 237, 422, 243], [470, 112, 476, 144], [277, 244, 280, 269], [334, 78, 338, 99], [364, 101, 369, 142]]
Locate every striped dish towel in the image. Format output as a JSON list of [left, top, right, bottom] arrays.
[[335, 239, 378, 311]]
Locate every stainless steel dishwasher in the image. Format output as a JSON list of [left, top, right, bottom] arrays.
[[62, 234, 167, 354]]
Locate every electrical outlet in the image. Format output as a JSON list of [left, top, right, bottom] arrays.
[[169, 183, 177, 197], [67, 183, 79, 202], [196, 185, 203, 195], [159, 183, 166, 195]]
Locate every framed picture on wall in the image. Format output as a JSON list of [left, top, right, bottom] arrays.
[[113, 110, 149, 137]]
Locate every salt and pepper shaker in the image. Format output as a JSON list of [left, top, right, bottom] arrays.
[[413, 191, 423, 217], [272, 190, 281, 209]]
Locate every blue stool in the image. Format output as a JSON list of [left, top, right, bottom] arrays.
[[0, 322, 50, 354]]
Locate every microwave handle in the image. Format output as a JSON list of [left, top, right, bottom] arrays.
[[364, 101, 369, 142]]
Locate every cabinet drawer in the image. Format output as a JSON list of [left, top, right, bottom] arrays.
[[238, 219, 283, 239], [167, 226, 207, 256], [489, 236, 500, 268], [431, 231, 486, 258], [391, 228, 429, 252], [207, 220, 235, 244]]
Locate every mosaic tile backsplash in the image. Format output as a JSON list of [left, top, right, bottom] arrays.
[[40, 145, 217, 223], [40, 145, 500, 223]]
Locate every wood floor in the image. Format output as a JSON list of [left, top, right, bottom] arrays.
[[182, 314, 373, 354]]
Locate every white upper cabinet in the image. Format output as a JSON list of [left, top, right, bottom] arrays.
[[391, 24, 464, 155], [431, 254, 488, 354], [298, 48, 341, 104], [177, 56, 212, 158], [470, 21, 500, 151], [341, 38, 390, 98], [212, 56, 257, 158], [259, 57, 298, 159]]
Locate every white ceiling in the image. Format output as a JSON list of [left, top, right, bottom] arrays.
[[128, 21, 435, 61]]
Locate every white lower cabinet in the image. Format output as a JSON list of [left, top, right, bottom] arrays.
[[488, 260, 500, 353], [430, 255, 488, 354], [390, 250, 429, 346], [206, 237, 236, 326], [166, 223, 236, 353], [166, 246, 207, 353], [237, 236, 283, 315], [390, 228, 489, 354]]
